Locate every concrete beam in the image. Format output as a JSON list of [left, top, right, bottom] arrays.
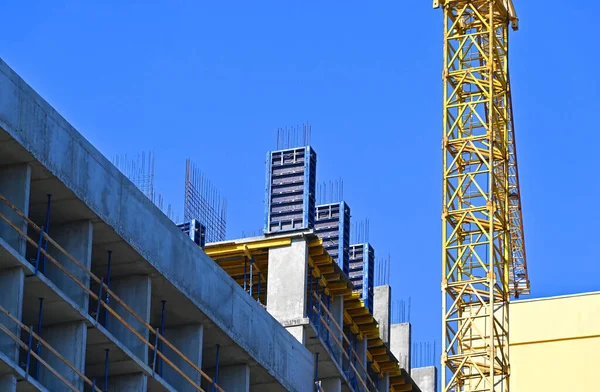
[[329, 295, 344, 364], [412, 366, 437, 392], [0, 163, 31, 255], [163, 324, 203, 392], [0, 374, 16, 392], [267, 237, 309, 343], [39, 321, 87, 391], [391, 323, 411, 372], [0, 268, 24, 363], [44, 220, 93, 311], [107, 275, 151, 362], [373, 285, 391, 344], [356, 337, 368, 383]]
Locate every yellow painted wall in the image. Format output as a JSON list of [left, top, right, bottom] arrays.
[[510, 291, 600, 391]]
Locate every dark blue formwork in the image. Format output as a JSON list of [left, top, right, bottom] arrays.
[[315, 202, 351, 276], [349, 243, 375, 313], [264, 146, 317, 233], [177, 219, 206, 249]]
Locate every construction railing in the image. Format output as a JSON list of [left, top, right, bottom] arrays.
[[0, 194, 224, 392], [308, 289, 379, 392], [0, 303, 102, 392]]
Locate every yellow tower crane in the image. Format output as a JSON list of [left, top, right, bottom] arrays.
[[433, 0, 530, 391]]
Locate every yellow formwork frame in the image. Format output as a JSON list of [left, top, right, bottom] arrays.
[[435, 1, 528, 391]]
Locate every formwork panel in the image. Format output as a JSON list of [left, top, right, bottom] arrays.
[[314, 202, 350, 275], [349, 243, 375, 313], [264, 147, 317, 233], [177, 219, 206, 249]]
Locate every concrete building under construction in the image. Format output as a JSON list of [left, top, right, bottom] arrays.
[[0, 59, 437, 392]]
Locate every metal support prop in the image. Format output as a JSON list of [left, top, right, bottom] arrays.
[[314, 352, 319, 391], [213, 344, 221, 392], [159, 300, 166, 376], [308, 268, 313, 316], [316, 277, 322, 336], [25, 326, 34, 375], [104, 349, 110, 392], [257, 271, 261, 302], [34, 227, 44, 275], [104, 251, 112, 327], [243, 258, 247, 291], [325, 295, 330, 346], [152, 328, 160, 373], [35, 297, 44, 379], [40, 194, 52, 273], [249, 258, 254, 296], [96, 278, 104, 323]]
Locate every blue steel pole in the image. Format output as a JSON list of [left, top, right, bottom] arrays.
[[41, 194, 52, 273], [104, 251, 112, 327], [159, 300, 166, 376], [249, 258, 253, 297], [243, 258, 247, 292], [35, 297, 44, 379], [213, 344, 220, 392], [257, 272, 261, 302], [104, 349, 110, 392], [314, 352, 319, 391], [34, 227, 44, 275]]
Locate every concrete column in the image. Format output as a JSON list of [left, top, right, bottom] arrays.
[[44, 220, 93, 311], [215, 364, 250, 392], [107, 275, 151, 362], [329, 295, 344, 364], [39, 322, 87, 391], [321, 377, 341, 392], [267, 237, 308, 343], [373, 285, 391, 344], [0, 374, 17, 392], [377, 373, 390, 392], [412, 366, 437, 392], [163, 324, 203, 392], [0, 268, 24, 363], [391, 323, 411, 372], [107, 373, 148, 391], [0, 163, 31, 255]]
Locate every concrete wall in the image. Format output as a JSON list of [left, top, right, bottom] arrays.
[[510, 292, 600, 392], [0, 58, 313, 391], [373, 285, 391, 344]]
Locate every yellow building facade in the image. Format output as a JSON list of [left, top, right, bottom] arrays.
[[510, 291, 600, 391]]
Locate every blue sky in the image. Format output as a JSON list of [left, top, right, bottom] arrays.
[[2, 0, 599, 383]]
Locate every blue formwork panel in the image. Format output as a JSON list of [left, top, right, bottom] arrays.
[[264, 146, 317, 233], [177, 219, 206, 249], [349, 243, 375, 313], [315, 202, 351, 276]]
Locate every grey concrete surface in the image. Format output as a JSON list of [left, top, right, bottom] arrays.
[[39, 321, 87, 391], [329, 295, 344, 363], [164, 324, 203, 392], [356, 337, 368, 382], [411, 366, 437, 392], [373, 285, 391, 344], [321, 377, 341, 392], [0, 267, 23, 363], [377, 373, 390, 392], [108, 275, 151, 362], [391, 323, 411, 372], [0, 58, 313, 391], [45, 220, 93, 311], [0, 163, 30, 255]]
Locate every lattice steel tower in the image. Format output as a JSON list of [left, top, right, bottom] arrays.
[[433, 1, 530, 391]]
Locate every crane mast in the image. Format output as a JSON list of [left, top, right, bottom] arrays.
[[434, 0, 529, 391]]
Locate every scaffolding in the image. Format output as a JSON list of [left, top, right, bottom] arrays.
[[184, 159, 227, 243]]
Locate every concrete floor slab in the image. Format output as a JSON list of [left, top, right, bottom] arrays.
[[0, 351, 48, 392]]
